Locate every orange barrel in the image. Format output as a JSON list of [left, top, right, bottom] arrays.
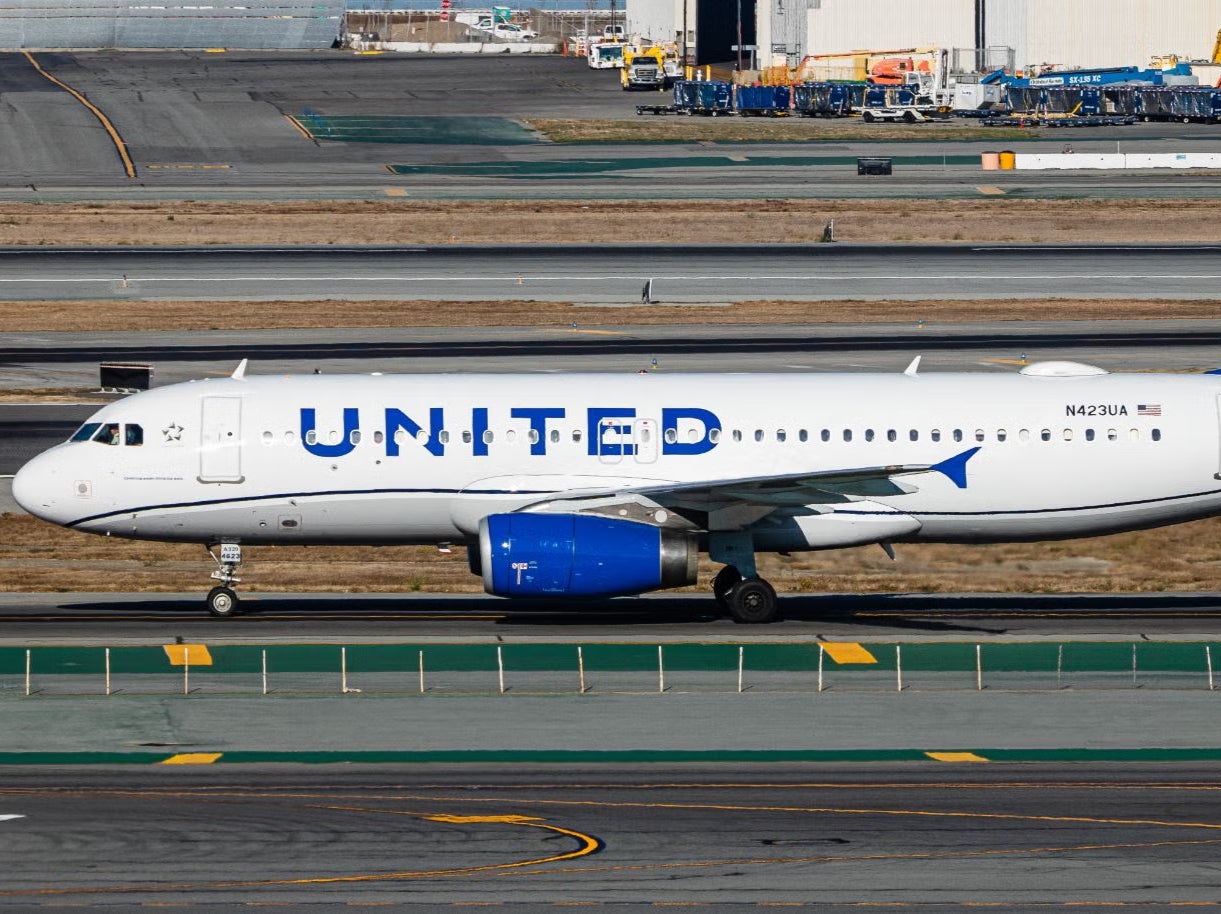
[[998, 150, 1017, 170], [980, 151, 1000, 170]]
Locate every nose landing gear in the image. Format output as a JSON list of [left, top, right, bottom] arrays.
[[206, 542, 243, 618]]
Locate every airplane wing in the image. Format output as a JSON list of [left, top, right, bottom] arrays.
[[521, 447, 981, 524]]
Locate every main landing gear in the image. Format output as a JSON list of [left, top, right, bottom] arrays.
[[712, 565, 779, 624], [206, 543, 243, 618]]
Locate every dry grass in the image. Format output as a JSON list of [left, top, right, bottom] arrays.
[[2, 513, 1219, 595], [1, 297, 1217, 333], [5, 199, 1221, 248], [527, 117, 1037, 143]]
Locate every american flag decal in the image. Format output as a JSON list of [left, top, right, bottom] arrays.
[[1138, 404, 1162, 416]]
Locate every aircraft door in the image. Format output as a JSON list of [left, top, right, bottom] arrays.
[[633, 418, 658, 464], [199, 396, 244, 483]]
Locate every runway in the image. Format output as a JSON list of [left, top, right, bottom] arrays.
[[4, 243, 1221, 302], [2, 591, 1221, 642], [2, 765, 1221, 906]]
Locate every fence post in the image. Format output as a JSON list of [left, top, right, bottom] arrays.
[[261, 649, 268, 696], [896, 644, 903, 692], [105, 648, 111, 697], [497, 645, 505, 695], [976, 644, 982, 691], [818, 644, 824, 693], [1132, 643, 1138, 686], [419, 650, 425, 694], [578, 646, 586, 694], [24, 648, 30, 697], [658, 645, 665, 694], [184, 651, 190, 696], [1057, 644, 1063, 688], [341, 646, 347, 694], [1208, 645, 1215, 692], [737, 646, 743, 694]]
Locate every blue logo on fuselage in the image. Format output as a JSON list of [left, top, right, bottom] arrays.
[[299, 406, 721, 458]]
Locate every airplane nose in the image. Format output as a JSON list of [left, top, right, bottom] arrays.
[[12, 453, 62, 521]]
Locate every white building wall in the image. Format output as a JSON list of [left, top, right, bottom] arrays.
[[989, 0, 1221, 71], [805, 0, 975, 55], [625, 0, 687, 45]]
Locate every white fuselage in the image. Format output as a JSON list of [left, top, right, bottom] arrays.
[[13, 369, 1221, 553]]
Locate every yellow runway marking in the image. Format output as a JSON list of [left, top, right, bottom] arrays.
[[383, 187, 409, 197], [977, 185, 1006, 195], [22, 51, 136, 179], [926, 752, 989, 763], [204, 48, 227, 53], [821, 642, 877, 664], [546, 328, 627, 336], [159, 753, 222, 765], [163, 644, 212, 667], [146, 164, 232, 170], [285, 114, 314, 141], [978, 358, 1028, 366]]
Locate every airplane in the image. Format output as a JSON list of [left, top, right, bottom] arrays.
[[9, 357, 1211, 623]]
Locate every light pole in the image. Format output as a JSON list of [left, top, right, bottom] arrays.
[[736, 0, 743, 71]]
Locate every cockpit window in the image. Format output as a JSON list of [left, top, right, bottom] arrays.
[[70, 422, 101, 442], [92, 423, 121, 446], [125, 424, 143, 446]]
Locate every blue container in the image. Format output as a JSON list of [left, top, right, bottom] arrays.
[[735, 84, 791, 114], [673, 80, 733, 113]]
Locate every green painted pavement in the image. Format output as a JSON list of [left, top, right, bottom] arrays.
[[4, 642, 1219, 676], [389, 153, 980, 178], [3, 747, 1221, 765], [297, 115, 537, 145]]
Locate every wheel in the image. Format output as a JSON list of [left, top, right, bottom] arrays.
[[726, 577, 779, 624], [206, 586, 239, 618], [862, 110, 876, 123], [712, 565, 742, 609], [902, 110, 918, 123]]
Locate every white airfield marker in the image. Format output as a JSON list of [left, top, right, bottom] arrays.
[[0, 815, 25, 823]]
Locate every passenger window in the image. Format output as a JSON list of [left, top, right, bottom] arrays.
[[550, 429, 560, 444], [732, 429, 742, 442], [351, 429, 362, 445], [709, 428, 721, 443], [285, 430, 296, 444], [974, 429, 985, 442], [92, 423, 121, 446], [953, 429, 963, 443], [462, 430, 472, 444], [506, 430, 517, 443], [261, 430, 273, 445], [820, 429, 830, 442], [798, 429, 808, 443], [1152, 428, 1162, 441], [843, 429, 853, 442], [865, 429, 875, 442], [1019, 429, 1030, 442], [996, 429, 1006, 442], [483, 430, 494, 444], [1129, 428, 1139, 441], [664, 428, 677, 444], [1063, 429, 1073, 441], [1085, 429, 1095, 442], [528, 429, 540, 445], [887, 429, 896, 442], [572, 430, 582, 443], [124, 424, 143, 446], [777, 429, 787, 442], [909, 430, 918, 442], [374, 431, 385, 445], [931, 429, 941, 442], [438, 430, 449, 445], [393, 429, 407, 445], [71, 422, 101, 443], [1107, 429, 1117, 441], [754, 429, 764, 442], [1041, 429, 1051, 441]]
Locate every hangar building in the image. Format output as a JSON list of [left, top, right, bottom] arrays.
[[0, 0, 343, 50]]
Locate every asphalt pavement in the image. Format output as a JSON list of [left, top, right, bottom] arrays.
[[3, 243, 1221, 302], [3, 765, 1220, 907]]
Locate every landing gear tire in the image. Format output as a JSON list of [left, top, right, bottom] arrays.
[[207, 586, 240, 618], [712, 565, 743, 610], [726, 577, 779, 625]]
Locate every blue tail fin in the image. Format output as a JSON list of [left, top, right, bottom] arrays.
[[931, 446, 981, 489]]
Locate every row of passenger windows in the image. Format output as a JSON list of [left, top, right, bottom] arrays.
[[272, 426, 1164, 447]]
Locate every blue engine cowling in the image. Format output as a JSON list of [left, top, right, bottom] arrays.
[[479, 513, 698, 598]]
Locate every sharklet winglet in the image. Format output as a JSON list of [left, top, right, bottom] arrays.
[[231, 359, 248, 380], [931, 446, 981, 489]]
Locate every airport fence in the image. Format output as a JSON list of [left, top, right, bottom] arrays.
[[1, 641, 1219, 697]]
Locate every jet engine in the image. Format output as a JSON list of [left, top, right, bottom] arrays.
[[478, 513, 698, 598]]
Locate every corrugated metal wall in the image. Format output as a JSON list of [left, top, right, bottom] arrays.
[[625, 0, 685, 46], [0, 0, 343, 49], [804, 0, 975, 56], [990, 0, 1221, 70]]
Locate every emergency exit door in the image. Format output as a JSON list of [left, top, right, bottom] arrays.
[[199, 396, 244, 483]]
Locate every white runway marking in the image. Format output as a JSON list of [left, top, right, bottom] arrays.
[[0, 815, 25, 823], [0, 274, 1220, 283]]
